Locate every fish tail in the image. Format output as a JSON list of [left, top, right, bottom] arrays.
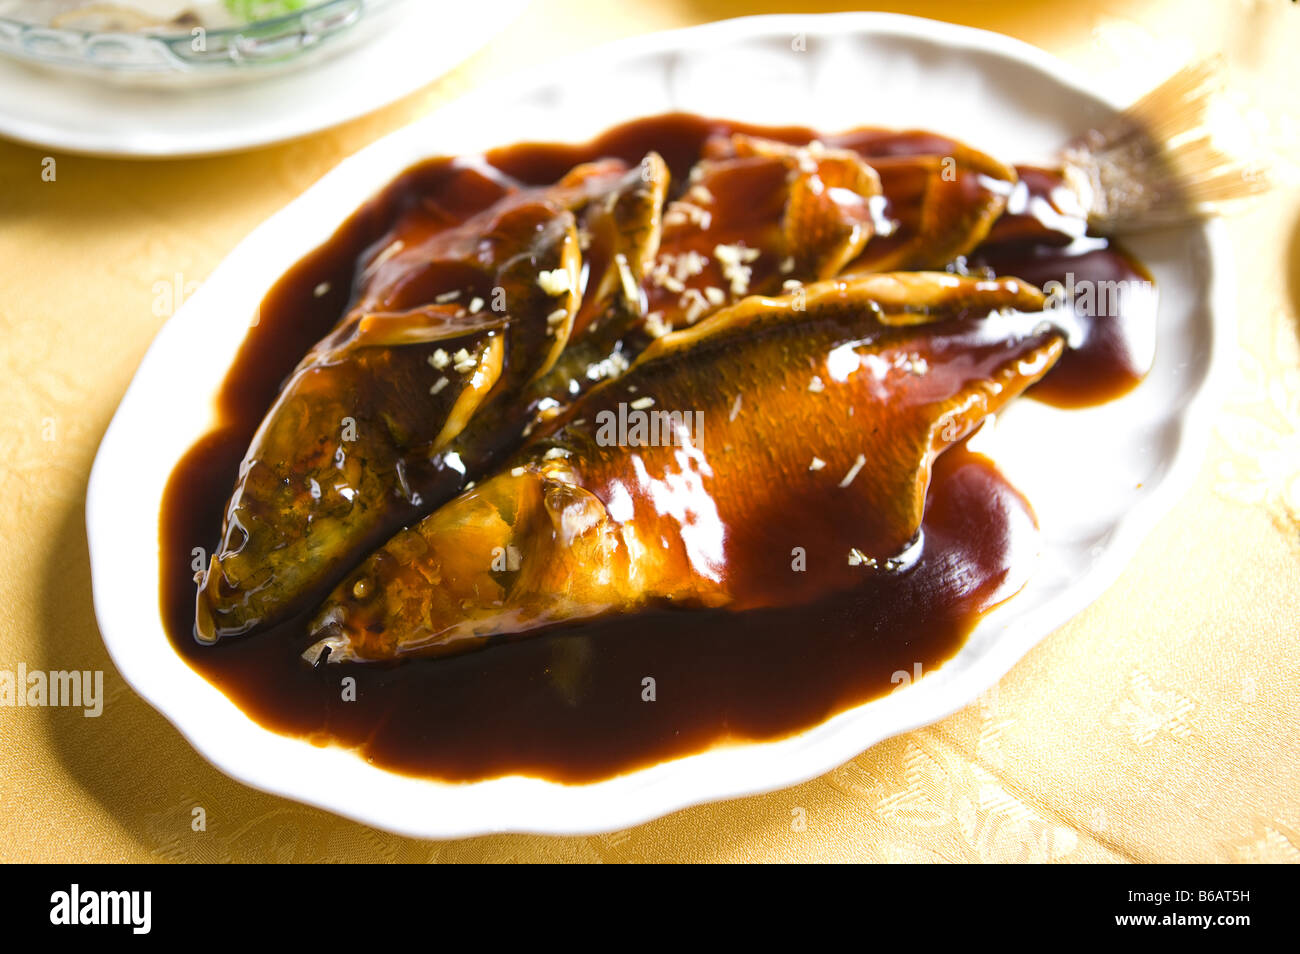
[[1061, 57, 1271, 233]]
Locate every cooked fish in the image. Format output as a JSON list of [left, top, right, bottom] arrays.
[[195, 199, 581, 642], [195, 155, 678, 641], [305, 272, 1063, 663], [844, 145, 1018, 273], [643, 134, 883, 332]]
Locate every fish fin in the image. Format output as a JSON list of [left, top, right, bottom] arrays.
[[1061, 57, 1272, 232]]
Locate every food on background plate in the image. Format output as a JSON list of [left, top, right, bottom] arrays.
[[1, 1, 304, 31]]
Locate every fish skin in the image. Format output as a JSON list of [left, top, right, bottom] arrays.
[[718, 133, 884, 279], [435, 153, 672, 451], [644, 135, 883, 333], [195, 201, 580, 642], [306, 273, 1063, 664], [843, 144, 1019, 273], [196, 157, 671, 642], [483, 137, 888, 462]]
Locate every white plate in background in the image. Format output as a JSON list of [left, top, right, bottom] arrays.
[[0, 0, 527, 157], [87, 13, 1229, 836]]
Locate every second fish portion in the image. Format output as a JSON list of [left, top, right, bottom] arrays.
[[306, 272, 1064, 664]]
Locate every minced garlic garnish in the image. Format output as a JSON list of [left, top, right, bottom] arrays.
[[839, 454, 866, 488], [714, 243, 760, 297], [644, 311, 670, 338], [537, 268, 572, 296], [452, 348, 476, 373], [688, 184, 714, 205], [664, 201, 711, 231]]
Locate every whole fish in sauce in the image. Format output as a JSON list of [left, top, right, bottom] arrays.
[[194, 62, 1268, 654], [156, 67, 1277, 783], [305, 273, 1062, 663]]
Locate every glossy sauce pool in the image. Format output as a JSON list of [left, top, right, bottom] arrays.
[[159, 114, 1155, 783]]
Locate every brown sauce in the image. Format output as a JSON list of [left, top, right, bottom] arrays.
[[971, 166, 1156, 408], [158, 114, 1155, 783]]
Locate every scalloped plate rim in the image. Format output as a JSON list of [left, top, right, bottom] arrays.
[[86, 12, 1231, 838]]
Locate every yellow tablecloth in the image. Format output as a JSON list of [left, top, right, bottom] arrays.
[[1, 0, 1296, 863]]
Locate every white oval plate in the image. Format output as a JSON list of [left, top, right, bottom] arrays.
[[0, 0, 527, 158], [87, 13, 1230, 837]]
